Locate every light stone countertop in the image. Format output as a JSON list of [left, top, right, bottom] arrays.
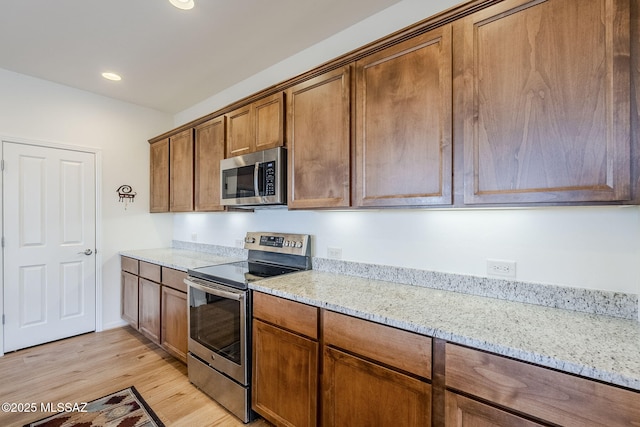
[[119, 248, 242, 272], [250, 270, 640, 392]]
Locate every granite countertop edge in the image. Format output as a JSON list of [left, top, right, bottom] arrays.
[[119, 248, 242, 271], [250, 271, 640, 392]]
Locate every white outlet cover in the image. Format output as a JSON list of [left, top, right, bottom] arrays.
[[327, 247, 342, 260], [487, 259, 516, 279]]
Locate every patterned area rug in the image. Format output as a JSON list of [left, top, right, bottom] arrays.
[[24, 386, 165, 427]]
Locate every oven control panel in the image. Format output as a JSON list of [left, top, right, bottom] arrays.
[[244, 232, 310, 256]]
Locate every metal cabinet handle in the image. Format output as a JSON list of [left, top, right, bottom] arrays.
[[78, 249, 93, 256]]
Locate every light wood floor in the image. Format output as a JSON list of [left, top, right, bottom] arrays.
[[0, 326, 272, 427]]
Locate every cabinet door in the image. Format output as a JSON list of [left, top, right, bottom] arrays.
[[287, 66, 351, 209], [323, 346, 431, 427], [161, 286, 187, 363], [446, 391, 542, 427], [255, 92, 285, 152], [355, 26, 452, 207], [149, 138, 169, 212], [226, 104, 253, 157], [138, 278, 161, 344], [459, 0, 631, 204], [169, 129, 194, 212], [121, 271, 138, 329], [252, 319, 318, 427], [195, 116, 225, 211]]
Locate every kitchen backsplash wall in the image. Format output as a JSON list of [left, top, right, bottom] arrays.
[[173, 206, 640, 296]]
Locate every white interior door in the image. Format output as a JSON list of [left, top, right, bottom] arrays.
[[3, 141, 96, 352]]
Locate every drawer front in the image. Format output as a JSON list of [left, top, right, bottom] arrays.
[[121, 256, 139, 275], [139, 261, 161, 282], [253, 292, 318, 340], [162, 267, 187, 293], [445, 343, 640, 427], [323, 310, 431, 379]]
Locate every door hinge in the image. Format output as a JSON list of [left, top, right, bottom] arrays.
[[2, 314, 4, 325], [1, 159, 4, 171], [1, 237, 4, 248]]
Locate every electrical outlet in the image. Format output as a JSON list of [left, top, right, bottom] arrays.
[[191, 233, 197, 242], [235, 239, 244, 248], [487, 259, 516, 278], [327, 247, 342, 260]]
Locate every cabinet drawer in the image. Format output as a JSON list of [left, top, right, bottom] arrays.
[[253, 292, 318, 339], [121, 256, 138, 275], [162, 267, 187, 293], [323, 311, 431, 379], [445, 344, 640, 427], [139, 261, 161, 282]]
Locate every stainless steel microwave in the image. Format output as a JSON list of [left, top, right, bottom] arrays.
[[220, 147, 286, 207]]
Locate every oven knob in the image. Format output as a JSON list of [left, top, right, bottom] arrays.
[[295, 241, 303, 248], [245, 237, 255, 244], [284, 240, 290, 247]]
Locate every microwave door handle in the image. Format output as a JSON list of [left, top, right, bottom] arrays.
[[254, 162, 260, 197]]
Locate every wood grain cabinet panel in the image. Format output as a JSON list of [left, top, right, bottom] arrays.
[[254, 92, 285, 152], [138, 278, 161, 344], [121, 256, 138, 275], [252, 319, 318, 427], [169, 128, 194, 212], [194, 116, 225, 211], [445, 343, 640, 426], [458, 0, 631, 204], [252, 291, 318, 339], [323, 346, 431, 427], [355, 25, 452, 207], [226, 92, 284, 158], [323, 310, 431, 379], [161, 286, 187, 363], [149, 138, 169, 212], [120, 271, 138, 329], [445, 391, 543, 427], [226, 104, 253, 157], [287, 66, 352, 209]]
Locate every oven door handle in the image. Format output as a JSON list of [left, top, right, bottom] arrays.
[[185, 277, 244, 301]]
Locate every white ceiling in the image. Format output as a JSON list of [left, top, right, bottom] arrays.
[[0, 0, 403, 114]]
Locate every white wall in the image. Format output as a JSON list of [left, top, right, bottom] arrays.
[[174, 208, 640, 294], [172, 0, 640, 297], [0, 68, 174, 330]]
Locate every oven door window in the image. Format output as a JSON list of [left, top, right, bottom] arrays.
[[222, 165, 255, 199], [190, 287, 242, 365]]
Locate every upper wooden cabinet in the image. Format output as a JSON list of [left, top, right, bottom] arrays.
[[458, 0, 631, 204], [287, 66, 352, 209], [194, 116, 225, 211], [169, 129, 194, 212], [355, 25, 453, 207], [149, 138, 169, 213], [226, 92, 284, 158]]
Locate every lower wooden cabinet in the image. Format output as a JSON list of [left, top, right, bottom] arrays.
[[323, 310, 432, 427], [323, 346, 431, 427], [445, 391, 542, 427], [120, 256, 188, 363], [445, 343, 640, 426], [252, 292, 319, 427], [161, 286, 188, 363], [120, 271, 139, 329], [138, 278, 161, 344], [252, 319, 318, 427]]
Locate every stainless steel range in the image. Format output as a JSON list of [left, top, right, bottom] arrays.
[[184, 232, 311, 423]]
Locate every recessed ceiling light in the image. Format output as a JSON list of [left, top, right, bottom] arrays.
[[170, 0, 195, 10], [102, 72, 122, 81]]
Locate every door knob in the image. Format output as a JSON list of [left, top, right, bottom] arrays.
[[78, 249, 93, 256]]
